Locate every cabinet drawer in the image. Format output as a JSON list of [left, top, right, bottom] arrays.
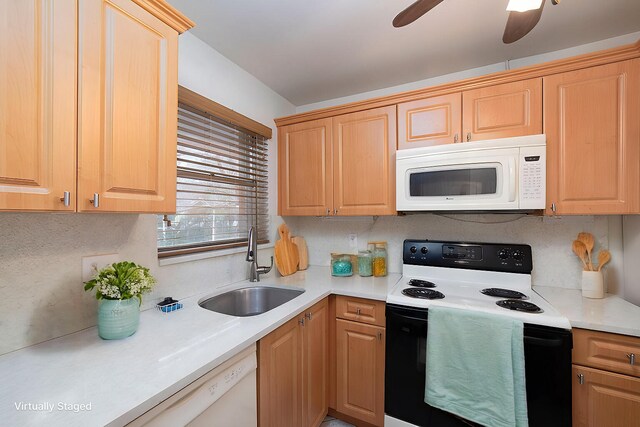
[[573, 328, 640, 378], [335, 296, 385, 326]]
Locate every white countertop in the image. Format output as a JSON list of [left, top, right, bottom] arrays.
[[0, 267, 398, 427], [535, 286, 640, 337]]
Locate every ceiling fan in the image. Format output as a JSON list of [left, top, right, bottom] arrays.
[[393, 0, 561, 44]]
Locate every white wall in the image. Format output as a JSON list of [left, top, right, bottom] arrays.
[[623, 217, 640, 305], [296, 31, 640, 113], [0, 33, 295, 356]]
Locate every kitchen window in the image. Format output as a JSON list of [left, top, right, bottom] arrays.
[[157, 87, 271, 257]]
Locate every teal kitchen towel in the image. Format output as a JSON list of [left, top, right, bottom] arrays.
[[425, 306, 528, 427]]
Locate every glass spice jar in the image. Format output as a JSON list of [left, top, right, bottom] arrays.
[[357, 250, 373, 277], [370, 241, 388, 277]]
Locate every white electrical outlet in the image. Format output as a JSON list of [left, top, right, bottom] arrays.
[[348, 234, 358, 251], [82, 254, 119, 282]]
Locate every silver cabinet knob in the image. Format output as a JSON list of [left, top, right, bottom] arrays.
[[577, 373, 584, 385], [60, 191, 70, 207], [466, 132, 472, 142], [305, 312, 312, 321], [627, 353, 636, 365], [90, 193, 99, 208], [356, 308, 361, 315], [454, 133, 459, 143]]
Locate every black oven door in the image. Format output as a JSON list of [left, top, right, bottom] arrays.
[[385, 304, 572, 427]]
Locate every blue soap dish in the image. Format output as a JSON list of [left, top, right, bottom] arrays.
[[156, 297, 183, 313]]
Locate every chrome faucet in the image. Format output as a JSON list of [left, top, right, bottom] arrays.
[[247, 226, 273, 282]]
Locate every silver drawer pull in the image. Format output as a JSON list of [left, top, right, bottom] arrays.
[[577, 373, 584, 385], [627, 353, 636, 365], [356, 308, 361, 315], [90, 193, 99, 208], [60, 191, 70, 207]]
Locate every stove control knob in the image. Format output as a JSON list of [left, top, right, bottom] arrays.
[[498, 249, 510, 260], [512, 250, 523, 261], [420, 247, 428, 254], [409, 246, 417, 254]]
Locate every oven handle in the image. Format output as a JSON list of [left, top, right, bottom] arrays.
[[524, 335, 564, 347]]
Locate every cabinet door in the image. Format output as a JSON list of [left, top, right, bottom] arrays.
[[462, 78, 542, 142], [398, 93, 462, 149], [333, 106, 396, 216], [278, 119, 333, 216], [573, 365, 640, 427], [0, 0, 76, 211], [78, 0, 178, 213], [302, 299, 329, 427], [544, 60, 640, 215], [335, 319, 385, 426], [258, 316, 303, 427]]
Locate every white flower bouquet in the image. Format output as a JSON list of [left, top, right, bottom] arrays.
[[84, 261, 156, 304]]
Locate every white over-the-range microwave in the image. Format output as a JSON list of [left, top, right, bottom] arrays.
[[396, 134, 546, 212]]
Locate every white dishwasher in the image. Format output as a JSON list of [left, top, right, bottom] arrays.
[[129, 344, 257, 427]]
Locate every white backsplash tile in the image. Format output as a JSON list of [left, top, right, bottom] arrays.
[[284, 214, 616, 290]]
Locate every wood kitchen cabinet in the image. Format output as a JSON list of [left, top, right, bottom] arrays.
[[397, 78, 541, 149], [572, 328, 640, 426], [397, 93, 462, 149], [0, 0, 77, 211], [278, 118, 333, 216], [334, 297, 385, 427], [462, 78, 542, 142], [258, 298, 329, 427], [0, 0, 192, 213], [278, 106, 396, 216], [332, 106, 397, 216], [544, 59, 640, 215]]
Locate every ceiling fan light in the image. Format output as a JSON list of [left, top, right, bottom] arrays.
[[506, 0, 543, 12]]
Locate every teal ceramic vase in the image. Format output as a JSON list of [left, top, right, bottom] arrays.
[[97, 299, 140, 340]]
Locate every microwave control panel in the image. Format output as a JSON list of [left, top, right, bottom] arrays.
[[519, 145, 546, 209]]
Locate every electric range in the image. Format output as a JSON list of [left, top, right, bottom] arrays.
[[384, 240, 573, 427], [387, 239, 571, 329]]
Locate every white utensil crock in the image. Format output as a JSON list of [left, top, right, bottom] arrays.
[[581, 271, 604, 299]]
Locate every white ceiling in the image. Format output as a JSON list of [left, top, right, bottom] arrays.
[[167, 0, 640, 106]]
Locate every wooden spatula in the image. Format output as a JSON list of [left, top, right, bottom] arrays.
[[577, 232, 595, 271], [597, 250, 611, 272], [572, 240, 590, 271]]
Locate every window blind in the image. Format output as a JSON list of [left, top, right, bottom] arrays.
[[157, 103, 269, 257]]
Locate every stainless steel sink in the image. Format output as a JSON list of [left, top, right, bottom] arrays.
[[199, 286, 305, 317]]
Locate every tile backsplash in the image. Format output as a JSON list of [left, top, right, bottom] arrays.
[[285, 214, 621, 291]]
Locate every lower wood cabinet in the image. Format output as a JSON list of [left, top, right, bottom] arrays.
[[572, 328, 640, 426], [572, 365, 640, 427], [258, 298, 328, 427], [334, 302, 385, 427]]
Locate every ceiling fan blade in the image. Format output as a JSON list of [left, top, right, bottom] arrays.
[[393, 0, 445, 28], [502, 0, 546, 44]]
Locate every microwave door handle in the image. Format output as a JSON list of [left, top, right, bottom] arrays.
[[508, 158, 516, 202]]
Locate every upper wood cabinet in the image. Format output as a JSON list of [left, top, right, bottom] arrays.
[[397, 93, 462, 149], [0, 0, 192, 213], [278, 118, 333, 216], [278, 107, 396, 216], [397, 78, 542, 149], [544, 59, 640, 215], [78, 0, 179, 213], [333, 106, 396, 216], [462, 78, 542, 142], [0, 0, 77, 211]]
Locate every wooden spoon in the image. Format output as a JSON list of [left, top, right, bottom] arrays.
[[572, 240, 590, 271], [577, 232, 595, 271], [597, 250, 611, 272]]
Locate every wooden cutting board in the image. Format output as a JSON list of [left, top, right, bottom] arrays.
[[291, 236, 308, 270], [274, 224, 299, 276]]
